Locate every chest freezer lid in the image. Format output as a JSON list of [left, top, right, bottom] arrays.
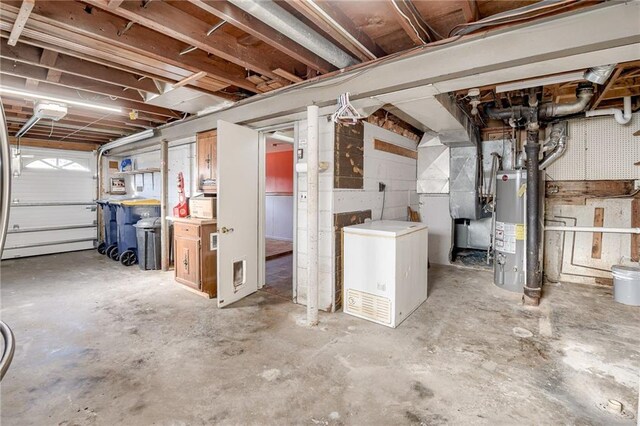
[[343, 220, 427, 237]]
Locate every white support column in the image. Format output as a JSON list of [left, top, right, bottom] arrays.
[[160, 139, 169, 271], [307, 105, 319, 326]]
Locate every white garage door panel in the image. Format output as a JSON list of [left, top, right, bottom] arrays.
[[4, 241, 95, 259], [3, 147, 97, 259], [9, 205, 96, 229]]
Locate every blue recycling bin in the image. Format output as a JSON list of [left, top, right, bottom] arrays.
[[96, 200, 118, 256], [111, 199, 161, 266]]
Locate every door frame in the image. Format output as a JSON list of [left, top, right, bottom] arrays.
[[258, 122, 298, 301]]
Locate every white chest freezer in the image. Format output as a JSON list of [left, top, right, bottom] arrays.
[[343, 220, 428, 328]]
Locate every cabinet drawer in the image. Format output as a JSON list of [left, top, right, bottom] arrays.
[[174, 223, 200, 239]]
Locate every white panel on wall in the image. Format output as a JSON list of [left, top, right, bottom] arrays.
[[266, 195, 293, 241], [546, 113, 639, 181]]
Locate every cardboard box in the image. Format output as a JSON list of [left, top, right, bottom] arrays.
[[189, 195, 216, 219]]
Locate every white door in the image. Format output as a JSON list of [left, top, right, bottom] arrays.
[[217, 120, 259, 307], [3, 147, 96, 259]]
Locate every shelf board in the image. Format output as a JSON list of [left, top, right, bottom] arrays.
[[114, 168, 161, 175]]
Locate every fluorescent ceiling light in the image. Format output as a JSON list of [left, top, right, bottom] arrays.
[[0, 86, 122, 113], [495, 71, 585, 93]]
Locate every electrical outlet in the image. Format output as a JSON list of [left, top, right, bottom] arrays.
[[379, 182, 386, 192], [299, 192, 308, 201]]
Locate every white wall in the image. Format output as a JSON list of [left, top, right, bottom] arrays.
[[265, 195, 293, 241], [112, 143, 197, 207], [334, 122, 419, 220], [295, 118, 335, 312], [547, 112, 640, 181]]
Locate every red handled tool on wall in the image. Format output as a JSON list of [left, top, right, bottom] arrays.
[[173, 172, 189, 218]]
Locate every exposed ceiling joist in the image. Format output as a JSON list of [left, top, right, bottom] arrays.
[[0, 2, 259, 94], [187, 0, 334, 74], [461, 0, 480, 23], [0, 38, 161, 94], [284, 0, 385, 61], [9, 137, 101, 151], [82, 0, 298, 81], [388, 0, 429, 46], [7, 0, 34, 46], [0, 73, 181, 119]]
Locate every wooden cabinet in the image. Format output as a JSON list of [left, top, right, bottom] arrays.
[[197, 130, 217, 193], [173, 218, 217, 298]]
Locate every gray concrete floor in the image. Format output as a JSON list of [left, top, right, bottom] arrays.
[[1, 251, 639, 425]]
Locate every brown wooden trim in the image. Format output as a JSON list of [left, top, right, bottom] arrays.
[[10, 137, 100, 151], [373, 139, 418, 159], [632, 199, 640, 262], [591, 207, 604, 259]]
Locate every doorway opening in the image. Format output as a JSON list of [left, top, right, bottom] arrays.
[[261, 129, 295, 300]]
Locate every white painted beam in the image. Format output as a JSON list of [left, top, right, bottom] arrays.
[[7, 0, 35, 46]]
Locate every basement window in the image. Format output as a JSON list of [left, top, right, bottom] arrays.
[[25, 158, 90, 172]]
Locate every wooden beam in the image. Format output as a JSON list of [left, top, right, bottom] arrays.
[[0, 58, 163, 105], [7, 0, 34, 46], [591, 207, 604, 259], [107, 0, 124, 9], [313, 1, 386, 58], [461, 0, 479, 23], [173, 71, 208, 89], [0, 2, 258, 93], [373, 139, 418, 159], [188, 0, 334, 74], [9, 137, 101, 151], [284, 0, 383, 61], [632, 199, 640, 262], [591, 66, 624, 110], [272, 68, 303, 83], [0, 73, 180, 119], [5, 115, 128, 136], [388, 0, 427, 46], [24, 77, 38, 90], [0, 37, 161, 94], [82, 0, 298, 81]]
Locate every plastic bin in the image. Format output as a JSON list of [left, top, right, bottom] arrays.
[[96, 200, 118, 256], [112, 199, 161, 266], [134, 217, 162, 271], [612, 265, 640, 306]]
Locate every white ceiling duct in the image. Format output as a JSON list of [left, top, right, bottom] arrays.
[[227, 0, 358, 69]]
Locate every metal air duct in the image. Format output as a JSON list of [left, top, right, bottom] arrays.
[[584, 64, 617, 85], [227, 0, 358, 69]]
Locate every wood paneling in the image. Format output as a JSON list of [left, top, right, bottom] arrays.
[[632, 199, 640, 262], [333, 210, 371, 310], [334, 122, 364, 189], [591, 207, 604, 259], [374, 139, 418, 159]]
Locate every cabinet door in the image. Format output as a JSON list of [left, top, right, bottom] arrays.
[[175, 237, 200, 289], [197, 130, 217, 190]]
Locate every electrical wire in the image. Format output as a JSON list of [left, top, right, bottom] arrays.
[[390, 0, 427, 45], [380, 187, 386, 220], [402, 0, 444, 40], [48, 119, 54, 138], [449, 0, 582, 36], [59, 112, 116, 142]]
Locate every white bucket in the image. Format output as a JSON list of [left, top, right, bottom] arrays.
[[611, 265, 640, 306]]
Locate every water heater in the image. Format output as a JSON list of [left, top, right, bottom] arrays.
[[494, 170, 527, 292]]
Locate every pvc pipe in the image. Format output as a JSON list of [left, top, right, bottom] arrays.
[[544, 226, 640, 234], [585, 96, 632, 125], [306, 105, 319, 326]]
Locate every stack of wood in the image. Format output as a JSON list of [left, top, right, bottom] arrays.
[[366, 110, 422, 143]]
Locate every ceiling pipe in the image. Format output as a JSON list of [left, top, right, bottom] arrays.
[[538, 84, 594, 118], [585, 96, 632, 125], [227, 0, 358, 69]]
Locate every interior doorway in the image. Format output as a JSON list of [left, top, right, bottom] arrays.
[[261, 129, 295, 300]]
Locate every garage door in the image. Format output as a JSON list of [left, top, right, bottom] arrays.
[[2, 147, 97, 259]]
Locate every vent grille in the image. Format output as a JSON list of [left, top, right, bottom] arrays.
[[345, 289, 391, 324]]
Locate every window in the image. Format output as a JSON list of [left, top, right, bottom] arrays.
[[25, 158, 90, 172]]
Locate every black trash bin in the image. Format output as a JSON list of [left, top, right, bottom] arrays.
[[134, 217, 162, 270]]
